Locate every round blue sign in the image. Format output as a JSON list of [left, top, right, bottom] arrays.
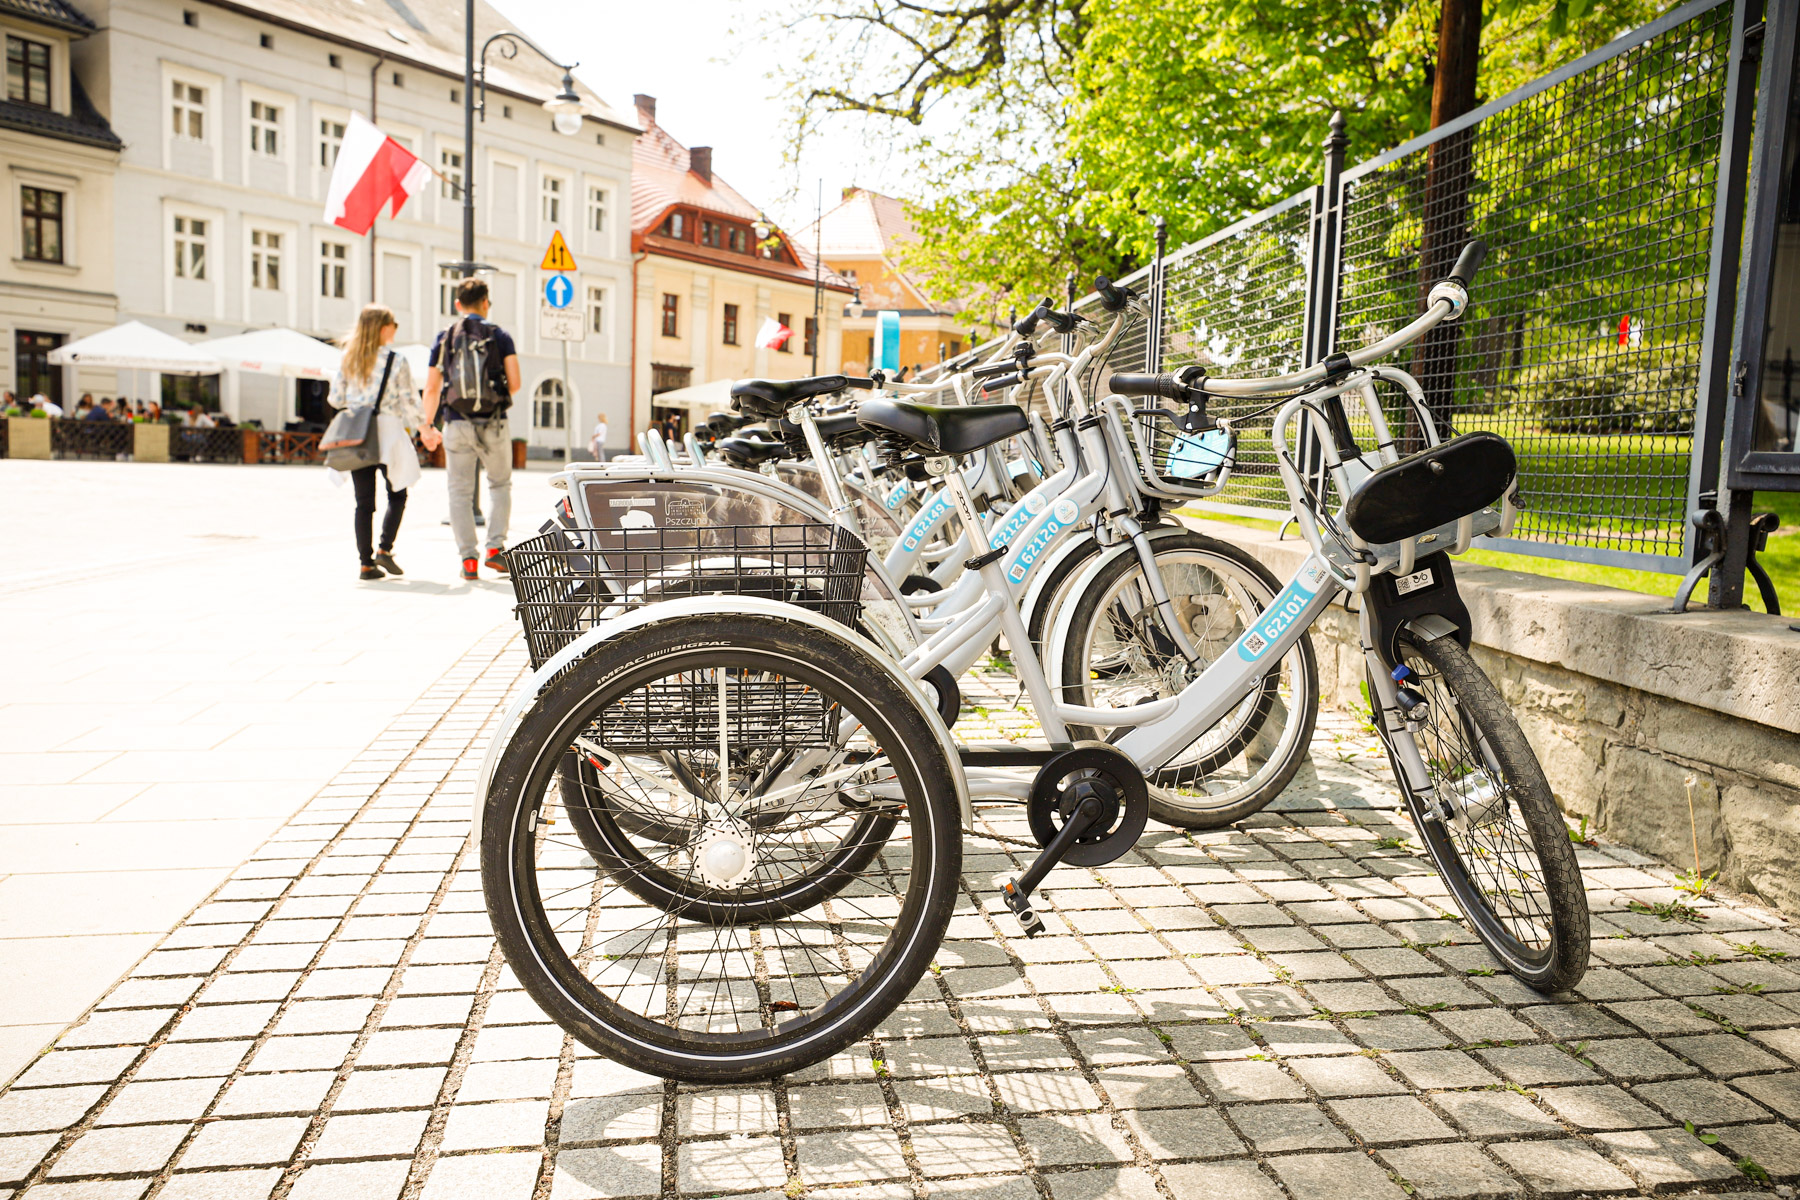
[[544, 273, 574, 309]]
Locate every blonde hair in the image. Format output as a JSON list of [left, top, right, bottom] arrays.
[[341, 305, 397, 386]]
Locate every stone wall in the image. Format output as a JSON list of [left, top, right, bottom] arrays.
[[1182, 517, 1800, 915]]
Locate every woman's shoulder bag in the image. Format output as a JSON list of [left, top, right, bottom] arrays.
[[322, 350, 395, 472]]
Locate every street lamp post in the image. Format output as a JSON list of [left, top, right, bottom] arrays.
[[446, 0, 583, 276]]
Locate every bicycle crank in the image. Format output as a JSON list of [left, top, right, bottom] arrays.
[[1002, 743, 1149, 935]]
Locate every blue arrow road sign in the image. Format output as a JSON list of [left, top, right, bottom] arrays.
[[544, 273, 574, 309]]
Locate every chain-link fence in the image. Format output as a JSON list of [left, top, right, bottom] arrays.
[[1058, 0, 1739, 569], [1333, 0, 1734, 561]]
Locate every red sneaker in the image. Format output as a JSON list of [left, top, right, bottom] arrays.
[[460, 557, 479, 580], [485, 548, 510, 574]]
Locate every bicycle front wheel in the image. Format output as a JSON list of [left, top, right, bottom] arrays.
[[1382, 631, 1588, 992], [483, 612, 962, 1083]]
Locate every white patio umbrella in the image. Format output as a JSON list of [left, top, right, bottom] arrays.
[[47, 320, 221, 373], [197, 328, 341, 380], [653, 376, 736, 416], [48, 320, 223, 414], [392, 344, 431, 389]]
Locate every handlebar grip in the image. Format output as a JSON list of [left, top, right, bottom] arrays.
[[970, 361, 1017, 382], [840, 376, 876, 390], [1109, 372, 1190, 401], [1448, 240, 1487, 285], [1040, 307, 1078, 334], [980, 373, 1024, 393], [1094, 276, 1130, 312], [1012, 307, 1043, 337]]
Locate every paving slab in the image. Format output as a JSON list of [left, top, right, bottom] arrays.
[[0, 491, 1795, 1196]]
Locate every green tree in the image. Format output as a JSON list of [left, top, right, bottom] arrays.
[[766, 0, 1672, 328]]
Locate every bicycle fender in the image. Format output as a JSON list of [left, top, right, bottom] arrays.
[[1360, 551, 1473, 667], [1037, 526, 1196, 686], [471, 595, 972, 842]]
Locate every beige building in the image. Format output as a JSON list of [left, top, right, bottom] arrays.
[[628, 94, 851, 435], [1, 0, 119, 405], [800, 187, 980, 378]]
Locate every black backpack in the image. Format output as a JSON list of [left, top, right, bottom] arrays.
[[442, 316, 509, 418]]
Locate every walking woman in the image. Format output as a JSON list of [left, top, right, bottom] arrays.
[[328, 305, 441, 580]]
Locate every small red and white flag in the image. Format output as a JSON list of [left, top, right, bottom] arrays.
[[756, 318, 793, 350], [323, 113, 432, 235], [1617, 314, 1643, 348]]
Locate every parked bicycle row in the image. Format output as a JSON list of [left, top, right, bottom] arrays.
[[467, 240, 1590, 1084]]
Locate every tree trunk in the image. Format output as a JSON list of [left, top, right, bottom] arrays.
[[1413, 0, 1484, 448]]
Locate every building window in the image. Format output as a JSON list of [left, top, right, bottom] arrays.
[[19, 186, 63, 263], [5, 36, 51, 108], [659, 211, 687, 240], [171, 81, 206, 140], [700, 219, 721, 249], [248, 100, 280, 156], [776, 312, 792, 353], [259, 32, 273, 49], [533, 378, 565, 430], [660, 293, 678, 338], [804, 317, 818, 359], [319, 118, 345, 168], [440, 148, 462, 199], [588, 285, 606, 335], [722, 303, 739, 346], [541, 176, 562, 225], [588, 186, 607, 233], [173, 215, 207, 279], [182, 9, 197, 25], [727, 226, 747, 254], [390, 71, 404, 87], [328, 53, 341, 69], [319, 240, 347, 298], [438, 266, 459, 316], [250, 229, 282, 290]]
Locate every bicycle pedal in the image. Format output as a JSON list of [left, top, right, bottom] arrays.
[[1001, 879, 1044, 937]]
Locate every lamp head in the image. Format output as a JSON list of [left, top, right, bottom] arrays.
[[545, 71, 583, 136]]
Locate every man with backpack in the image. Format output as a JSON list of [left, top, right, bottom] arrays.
[[423, 277, 521, 580]]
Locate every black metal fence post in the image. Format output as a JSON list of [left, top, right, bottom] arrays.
[[1711, 0, 1788, 608], [1149, 216, 1168, 372], [1304, 111, 1349, 367]]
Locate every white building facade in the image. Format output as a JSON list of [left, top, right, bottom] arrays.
[[0, 0, 120, 405], [66, 0, 638, 454]]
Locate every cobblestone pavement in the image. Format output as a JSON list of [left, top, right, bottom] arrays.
[[2, 649, 1798, 1200]]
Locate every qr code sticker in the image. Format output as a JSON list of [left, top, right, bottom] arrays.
[[1242, 632, 1268, 656]]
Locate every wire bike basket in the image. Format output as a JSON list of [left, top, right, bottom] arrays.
[[507, 521, 870, 671], [1101, 397, 1238, 501]]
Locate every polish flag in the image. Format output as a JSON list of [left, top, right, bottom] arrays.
[[323, 113, 432, 235], [757, 318, 793, 350]]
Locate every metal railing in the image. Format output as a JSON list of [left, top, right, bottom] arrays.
[[50, 419, 134, 460]]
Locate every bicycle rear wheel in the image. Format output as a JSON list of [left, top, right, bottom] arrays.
[[483, 612, 961, 1083], [1381, 631, 1588, 992], [1056, 531, 1318, 829]]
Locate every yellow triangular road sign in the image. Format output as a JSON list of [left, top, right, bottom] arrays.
[[541, 230, 577, 272]]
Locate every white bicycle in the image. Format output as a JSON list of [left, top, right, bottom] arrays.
[[478, 241, 1590, 1083]]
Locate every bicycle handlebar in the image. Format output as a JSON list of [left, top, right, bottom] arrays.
[[1202, 240, 1483, 397], [1449, 239, 1487, 285], [1108, 366, 1203, 402], [1094, 275, 1135, 313]]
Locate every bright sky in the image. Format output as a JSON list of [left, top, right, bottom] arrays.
[[498, 0, 916, 232]]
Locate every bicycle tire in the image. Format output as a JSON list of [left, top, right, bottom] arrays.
[[1380, 631, 1589, 992], [482, 612, 961, 1083], [1056, 531, 1318, 829]]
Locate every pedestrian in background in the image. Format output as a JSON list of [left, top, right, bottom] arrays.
[[589, 413, 608, 462], [423, 277, 519, 582], [329, 304, 441, 581]]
